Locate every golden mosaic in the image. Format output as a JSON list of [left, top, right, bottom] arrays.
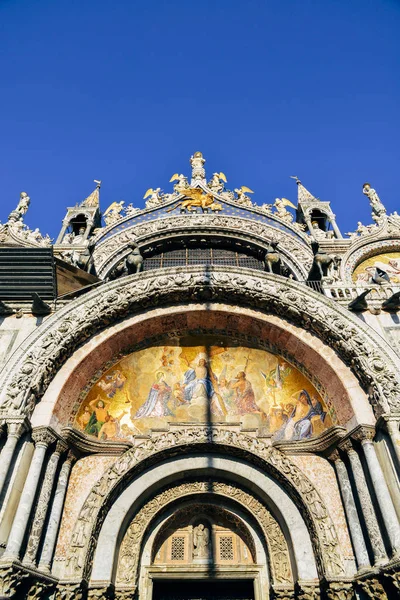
[[74, 345, 335, 441]]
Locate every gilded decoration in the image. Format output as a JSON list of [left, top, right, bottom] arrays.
[[353, 252, 400, 284], [74, 344, 335, 441]]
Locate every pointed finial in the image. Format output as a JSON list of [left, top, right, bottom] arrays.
[[290, 176, 318, 204], [81, 180, 101, 208]]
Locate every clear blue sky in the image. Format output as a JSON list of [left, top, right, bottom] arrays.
[[1, 0, 399, 238]]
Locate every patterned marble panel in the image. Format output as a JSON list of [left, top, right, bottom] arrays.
[[291, 454, 353, 559], [55, 455, 115, 557]]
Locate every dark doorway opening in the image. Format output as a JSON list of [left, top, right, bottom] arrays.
[[152, 579, 255, 600]]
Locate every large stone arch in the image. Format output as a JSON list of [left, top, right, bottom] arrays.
[[91, 214, 312, 279], [0, 267, 399, 419], [65, 431, 345, 585], [112, 479, 293, 593]]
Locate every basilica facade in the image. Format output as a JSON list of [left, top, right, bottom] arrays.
[[0, 153, 399, 599]]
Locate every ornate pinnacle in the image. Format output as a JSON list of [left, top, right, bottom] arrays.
[[81, 180, 101, 208], [290, 176, 319, 205]]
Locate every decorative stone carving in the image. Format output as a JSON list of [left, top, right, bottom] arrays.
[[296, 581, 321, 600], [356, 576, 387, 599], [271, 587, 295, 600], [92, 215, 311, 278], [1, 268, 399, 423], [0, 566, 28, 598], [116, 479, 292, 587], [65, 428, 344, 582], [325, 582, 354, 600], [55, 583, 84, 600]]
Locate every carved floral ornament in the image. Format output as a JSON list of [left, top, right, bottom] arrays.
[[65, 427, 345, 581], [90, 214, 313, 278], [116, 480, 293, 587], [0, 267, 399, 418]]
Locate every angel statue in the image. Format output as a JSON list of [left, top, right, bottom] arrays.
[[170, 173, 189, 192], [234, 186, 254, 207], [103, 201, 125, 226], [193, 523, 210, 559], [15, 192, 30, 217], [143, 187, 164, 209], [274, 198, 296, 223], [208, 172, 227, 193]]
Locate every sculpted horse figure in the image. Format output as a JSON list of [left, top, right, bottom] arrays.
[[264, 240, 281, 275], [125, 243, 143, 274], [310, 241, 333, 280]]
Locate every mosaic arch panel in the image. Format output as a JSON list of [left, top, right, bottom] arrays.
[[353, 252, 400, 284], [74, 344, 336, 441]]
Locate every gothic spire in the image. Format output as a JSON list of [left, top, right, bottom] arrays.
[[80, 180, 101, 208], [290, 176, 319, 205]]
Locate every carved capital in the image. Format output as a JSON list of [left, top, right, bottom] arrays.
[[88, 586, 112, 600], [27, 580, 55, 600], [271, 585, 295, 599], [32, 427, 57, 448], [325, 581, 354, 600], [327, 448, 341, 463], [6, 419, 28, 439], [0, 565, 29, 598], [351, 425, 376, 445], [114, 589, 136, 600], [338, 438, 355, 454], [54, 440, 69, 456], [296, 581, 321, 600], [55, 583, 85, 600], [355, 576, 387, 599]]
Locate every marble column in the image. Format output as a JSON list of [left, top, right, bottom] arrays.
[[382, 417, 400, 469], [330, 450, 370, 570], [339, 438, 387, 566], [23, 440, 67, 567], [38, 451, 76, 572], [353, 426, 400, 557], [1, 428, 55, 562], [0, 421, 27, 498], [329, 216, 343, 239]]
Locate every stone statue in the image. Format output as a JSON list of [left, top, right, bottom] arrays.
[[72, 227, 87, 245], [103, 201, 125, 226], [8, 192, 30, 222], [193, 523, 210, 559], [170, 173, 189, 192], [208, 172, 226, 193], [310, 221, 327, 240], [363, 183, 386, 220], [274, 198, 295, 223], [190, 152, 206, 183], [234, 186, 254, 206], [143, 188, 164, 209], [16, 192, 30, 216]]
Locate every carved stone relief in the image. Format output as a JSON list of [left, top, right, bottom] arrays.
[[91, 215, 312, 278], [65, 428, 345, 582], [116, 481, 292, 587]]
